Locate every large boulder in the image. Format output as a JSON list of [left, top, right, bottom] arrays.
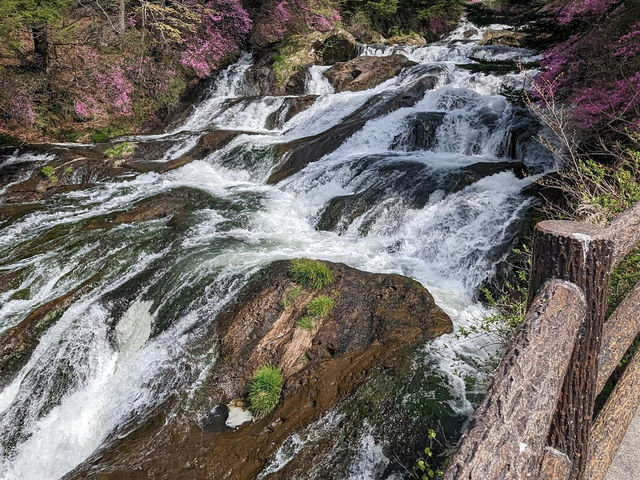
[[314, 30, 358, 65], [479, 29, 528, 48], [66, 260, 451, 480], [324, 54, 418, 92]]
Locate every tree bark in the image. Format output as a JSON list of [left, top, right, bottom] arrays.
[[442, 280, 586, 480], [528, 220, 614, 480], [605, 200, 640, 268], [586, 349, 640, 480], [32, 23, 49, 71], [597, 281, 640, 394]]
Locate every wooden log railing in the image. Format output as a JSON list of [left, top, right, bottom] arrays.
[[444, 201, 640, 480]]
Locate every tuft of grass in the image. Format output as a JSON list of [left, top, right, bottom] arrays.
[[63, 166, 73, 174], [41, 165, 58, 183], [296, 316, 315, 331], [248, 364, 283, 416], [296, 295, 335, 331], [104, 141, 135, 158], [289, 259, 334, 289], [306, 295, 335, 318], [282, 284, 306, 308]]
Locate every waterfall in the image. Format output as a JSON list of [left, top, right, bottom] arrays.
[[0, 19, 554, 480]]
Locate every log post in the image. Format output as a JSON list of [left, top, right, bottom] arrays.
[[586, 349, 640, 480], [528, 220, 614, 480], [442, 280, 586, 480], [596, 281, 640, 394]]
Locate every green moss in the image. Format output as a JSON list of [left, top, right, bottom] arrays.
[[104, 141, 135, 158], [248, 364, 283, 415], [289, 259, 334, 289], [271, 33, 323, 86], [90, 126, 130, 143]]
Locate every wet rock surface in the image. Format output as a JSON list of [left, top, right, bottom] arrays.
[[66, 260, 451, 480], [268, 76, 439, 183], [317, 157, 527, 233], [324, 54, 418, 92]]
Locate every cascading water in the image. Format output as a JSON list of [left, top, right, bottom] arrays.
[[0, 20, 554, 480]]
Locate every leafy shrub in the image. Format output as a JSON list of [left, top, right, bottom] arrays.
[[41, 165, 58, 183], [289, 259, 334, 289], [248, 364, 283, 415], [296, 295, 335, 331], [412, 429, 444, 479], [104, 141, 135, 158], [458, 244, 530, 348]]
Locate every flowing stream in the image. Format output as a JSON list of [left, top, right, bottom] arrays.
[[0, 20, 554, 480]]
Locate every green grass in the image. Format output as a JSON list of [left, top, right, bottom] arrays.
[[296, 316, 316, 331], [104, 141, 135, 158], [90, 126, 130, 143], [296, 295, 335, 331], [282, 285, 306, 308], [306, 295, 335, 317], [248, 364, 283, 415], [289, 259, 334, 289], [41, 165, 58, 183]]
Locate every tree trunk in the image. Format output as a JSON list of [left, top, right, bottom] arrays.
[[32, 23, 48, 71], [528, 221, 614, 480]]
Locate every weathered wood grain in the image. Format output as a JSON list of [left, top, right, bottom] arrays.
[[605, 200, 640, 268], [597, 281, 640, 394], [586, 349, 640, 480], [442, 280, 586, 480], [528, 220, 613, 480]]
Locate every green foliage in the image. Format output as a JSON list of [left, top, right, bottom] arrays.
[[458, 244, 530, 348], [0, 0, 73, 52], [413, 429, 444, 479], [297, 295, 335, 331], [608, 246, 640, 315], [289, 259, 334, 289], [41, 165, 58, 183], [366, 0, 398, 16], [343, 0, 463, 38], [248, 364, 283, 415], [89, 126, 130, 143], [104, 142, 135, 158], [282, 284, 306, 308], [63, 166, 73, 174]]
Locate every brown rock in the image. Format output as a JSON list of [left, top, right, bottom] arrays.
[[324, 54, 418, 92], [480, 29, 528, 48], [66, 260, 451, 480]]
